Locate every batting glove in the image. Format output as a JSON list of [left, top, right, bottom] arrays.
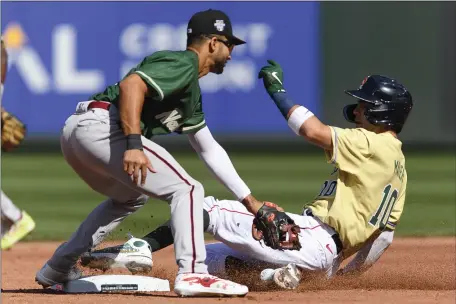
[[258, 60, 286, 96]]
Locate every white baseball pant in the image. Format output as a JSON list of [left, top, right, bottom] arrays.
[[47, 101, 207, 275], [202, 196, 342, 277]]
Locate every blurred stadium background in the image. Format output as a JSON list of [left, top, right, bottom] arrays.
[[1, 1, 454, 242]]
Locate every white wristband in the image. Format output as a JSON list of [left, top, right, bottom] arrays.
[[287, 106, 314, 135]]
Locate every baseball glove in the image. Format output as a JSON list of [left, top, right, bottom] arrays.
[[252, 202, 302, 251], [1, 108, 26, 152]]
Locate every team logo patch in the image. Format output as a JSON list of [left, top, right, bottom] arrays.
[[155, 109, 183, 132], [214, 20, 226, 31], [359, 76, 369, 89]]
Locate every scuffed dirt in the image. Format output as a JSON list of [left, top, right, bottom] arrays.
[[1, 237, 455, 303]]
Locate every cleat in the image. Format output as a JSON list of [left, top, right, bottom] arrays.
[[272, 263, 302, 290], [174, 273, 248, 297], [80, 237, 153, 274], [35, 263, 82, 288], [1, 211, 35, 250]]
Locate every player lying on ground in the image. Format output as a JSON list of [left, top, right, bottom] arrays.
[[82, 68, 414, 289], [82, 195, 397, 290], [0, 38, 35, 250]]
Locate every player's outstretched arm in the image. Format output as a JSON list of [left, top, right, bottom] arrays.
[[189, 127, 301, 251], [188, 126, 264, 214], [258, 60, 332, 150], [337, 229, 394, 276]]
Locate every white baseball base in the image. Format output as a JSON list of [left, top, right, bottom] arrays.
[[50, 275, 170, 293]]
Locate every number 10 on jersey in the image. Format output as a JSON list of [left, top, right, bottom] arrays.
[[369, 184, 398, 230]]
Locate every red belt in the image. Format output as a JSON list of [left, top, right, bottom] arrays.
[[88, 101, 111, 111]]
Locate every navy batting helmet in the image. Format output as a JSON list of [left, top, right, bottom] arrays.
[[343, 75, 413, 133]]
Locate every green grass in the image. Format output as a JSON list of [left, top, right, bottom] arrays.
[[1, 152, 455, 241]]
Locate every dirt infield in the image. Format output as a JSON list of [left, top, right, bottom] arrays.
[[2, 237, 455, 303]]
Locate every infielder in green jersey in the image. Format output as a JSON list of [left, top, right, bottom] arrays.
[[35, 9, 289, 297]]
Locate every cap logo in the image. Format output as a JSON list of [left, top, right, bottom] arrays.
[[214, 20, 226, 31], [187, 28, 192, 34], [359, 76, 369, 89]]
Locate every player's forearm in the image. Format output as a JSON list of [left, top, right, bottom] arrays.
[[271, 93, 332, 150], [199, 144, 251, 201], [118, 74, 147, 149], [188, 127, 252, 203], [119, 74, 146, 135], [198, 149, 263, 213], [341, 230, 394, 276]]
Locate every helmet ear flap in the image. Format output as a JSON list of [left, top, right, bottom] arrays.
[[343, 104, 357, 123]]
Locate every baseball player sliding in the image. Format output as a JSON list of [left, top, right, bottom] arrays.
[[82, 64, 414, 290], [35, 10, 298, 297], [1, 38, 35, 250]]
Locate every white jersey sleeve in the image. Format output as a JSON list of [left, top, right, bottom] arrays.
[[339, 229, 394, 275], [188, 126, 251, 201]]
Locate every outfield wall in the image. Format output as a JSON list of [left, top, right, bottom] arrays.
[[321, 2, 456, 145], [1, 2, 454, 150]]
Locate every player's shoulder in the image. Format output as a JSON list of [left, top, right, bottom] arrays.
[[330, 127, 381, 157], [144, 50, 197, 67], [331, 126, 373, 142], [372, 131, 404, 153], [334, 127, 398, 144]]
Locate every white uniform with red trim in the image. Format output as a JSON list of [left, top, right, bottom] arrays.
[[202, 196, 341, 277]]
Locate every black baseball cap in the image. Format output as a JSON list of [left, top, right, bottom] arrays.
[[187, 9, 246, 45]]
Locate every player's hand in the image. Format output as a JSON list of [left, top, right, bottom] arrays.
[[123, 149, 155, 186], [258, 59, 286, 96], [242, 194, 281, 215]]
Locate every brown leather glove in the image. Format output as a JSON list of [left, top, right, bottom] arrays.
[[1, 109, 26, 152]]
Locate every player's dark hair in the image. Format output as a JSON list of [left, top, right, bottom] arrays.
[[390, 125, 402, 134], [186, 35, 210, 47], [186, 34, 226, 48]]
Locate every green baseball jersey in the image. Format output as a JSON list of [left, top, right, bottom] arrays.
[[90, 50, 206, 138]]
